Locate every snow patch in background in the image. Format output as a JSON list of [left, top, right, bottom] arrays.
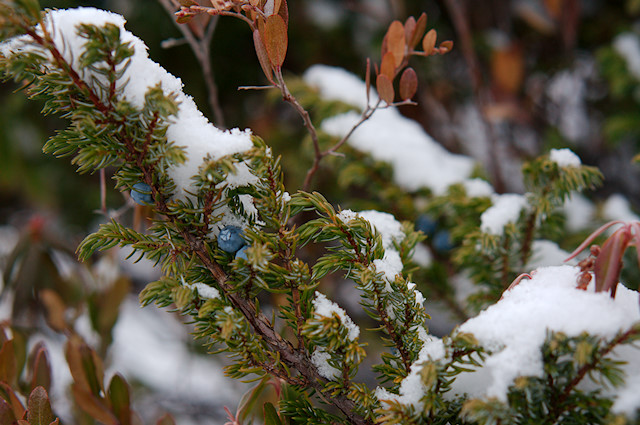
[[614, 32, 640, 80], [303, 65, 476, 195], [480, 194, 527, 235], [602, 193, 640, 223], [453, 265, 640, 411]]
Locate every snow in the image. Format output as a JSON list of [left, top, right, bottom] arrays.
[[562, 193, 595, 232], [462, 178, 494, 198], [614, 32, 640, 80], [0, 8, 256, 219], [452, 265, 640, 406], [304, 65, 475, 195], [525, 240, 575, 269], [480, 194, 528, 235], [546, 64, 592, 143], [602, 193, 639, 223], [313, 291, 359, 341], [549, 148, 581, 167], [311, 349, 340, 380], [186, 281, 220, 300]]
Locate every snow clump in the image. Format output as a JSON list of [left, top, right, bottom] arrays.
[[480, 194, 528, 235]]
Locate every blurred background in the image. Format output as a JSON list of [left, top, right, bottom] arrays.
[[2, 0, 640, 423]]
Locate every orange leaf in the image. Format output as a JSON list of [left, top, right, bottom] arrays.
[[386, 20, 405, 68], [380, 52, 396, 80], [376, 74, 394, 105], [404, 16, 416, 48], [491, 44, 523, 95], [399, 67, 418, 100], [262, 15, 288, 68], [410, 13, 427, 49], [439, 40, 454, 53], [422, 29, 437, 55], [253, 29, 275, 84]]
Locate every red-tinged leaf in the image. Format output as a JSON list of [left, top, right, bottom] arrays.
[[594, 229, 631, 296], [422, 29, 437, 55], [156, 413, 176, 425], [439, 40, 454, 53], [386, 20, 405, 68], [376, 74, 394, 105], [404, 16, 416, 49], [365, 58, 371, 102], [380, 51, 396, 79], [49, 419, 59, 425], [65, 336, 103, 397], [253, 29, 275, 83], [262, 15, 288, 68], [410, 13, 427, 48], [30, 345, 52, 393], [27, 387, 55, 425], [632, 222, 640, 272], [108, 374, 131, 425], [278, 0, 288, 24], [399, 67, 418, 100], [0, 340, 16, 387], [565, 221, 624, 262], [0, 397, 16, 425], [0, 383, 25, 419], [71, 384, 118, 425], [238, 377, 270, 423]]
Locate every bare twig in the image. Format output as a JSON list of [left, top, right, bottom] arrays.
[[157, 0, 226, 127]]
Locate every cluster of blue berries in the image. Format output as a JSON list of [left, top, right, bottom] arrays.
[[217, 225, 248, 260], [415, 214, 453, 253], [130, 182, 153, 206]]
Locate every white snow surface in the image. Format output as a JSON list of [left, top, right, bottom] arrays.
[[614, 32, 640, 80], [480, 194, 528, 235], [303, 65, 476, 195], [0, 8, 255, 206], [549, 148, 581, 167], [603, 193, 640, 223], [453, 265, 640, 412], [313, 291, 360, 341]]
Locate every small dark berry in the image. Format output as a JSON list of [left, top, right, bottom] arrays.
[[433, 229, 453, 253], [218, 225, 246, 253], [131, 182, 153, 205], [416, 214, 438, 236]]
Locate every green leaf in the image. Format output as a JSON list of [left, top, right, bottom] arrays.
[[263, 402, 282, 425], [108, 374, 131, 425], [26, 387, 55, 425]]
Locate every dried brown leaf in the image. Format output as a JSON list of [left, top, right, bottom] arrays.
[[39, 289, 66, 332], [439, 40, 453, 53], [376, 74, 394, 105], [0, 340, 16, 387], [253, 29, 275, 83], [422, 29, 437, 56], [380, 52, 396, 80], [404, 16, 416, 48], [410, 13, 427, 48], [399, 67, 418, 100], [71, 384, 118, 425], [263, 14, 287, 67], [386, 20, 405, 68]]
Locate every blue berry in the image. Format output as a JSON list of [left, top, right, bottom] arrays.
[[235, 245, 249, 260], [432, 229, 454, 253], [131, 182, 153, 205], [415, 214, 438, 236], [217, 225, 246, 253]]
